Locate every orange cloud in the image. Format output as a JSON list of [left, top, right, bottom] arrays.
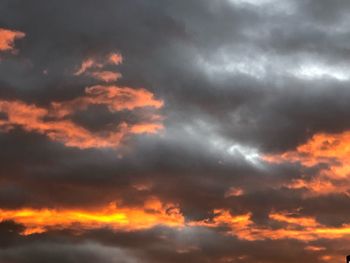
[[74, 58, 101, 75], [0, 86, 164, 149], [0, 100, 125, 148], [108, 52, 123, 65], [74, 52, 123, 76], [0, 49, 163, 149], [90, 71, 122, 82], [284, 178, 340, 197], [0, 28, 25, 52], [263, 131, 350, 196], [4, 203, 350, 242], [264, 132, 350, 178], [190, 209, 350, 241], [51, 85, 163, 117], [0, 198, 184, 235], [130, 123, 164, 134]]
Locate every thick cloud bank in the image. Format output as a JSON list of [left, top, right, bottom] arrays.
[[1, 0, 350, 262]]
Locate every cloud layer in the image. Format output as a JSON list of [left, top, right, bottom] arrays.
[[1, 0, 350, 262]]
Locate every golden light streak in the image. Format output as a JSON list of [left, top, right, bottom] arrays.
[[0, 199, 184, 235], [4, 205, 350, 242]]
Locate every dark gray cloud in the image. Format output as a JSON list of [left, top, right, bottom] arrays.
[[1, 0, 350, 262]]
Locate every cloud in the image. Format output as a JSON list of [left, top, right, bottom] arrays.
[[108, 52, 123, 65], [0, 28, 25, 52], [0, 197, 184, 235], [0, 85, 163, 149], [90, 71, 122, 82], [74, 53, 123, 76], [74, 58, 99, 76], [264, 131, 350, 196], [1, 0, 350, 262]]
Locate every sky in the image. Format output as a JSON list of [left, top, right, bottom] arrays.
[[1, 0, 350, 262]]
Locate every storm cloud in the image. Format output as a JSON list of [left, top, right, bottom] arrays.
[[1, 0, 350, 262]]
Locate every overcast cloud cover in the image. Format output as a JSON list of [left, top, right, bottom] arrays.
[[1, 0, 350, 262]]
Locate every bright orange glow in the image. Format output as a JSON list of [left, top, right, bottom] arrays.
[[0, 86, 164, 149], [0, 199, 184, 235], [0, 28, 25, 52]]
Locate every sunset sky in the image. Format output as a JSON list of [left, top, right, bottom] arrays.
[[1, 1, 350, 262]]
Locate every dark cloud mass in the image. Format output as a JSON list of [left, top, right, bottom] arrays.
[[1, 0, 350, 262]]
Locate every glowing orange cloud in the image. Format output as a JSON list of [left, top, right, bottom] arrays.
[[284, 178, 340, 197], [0, 28, 25, 52], [0, 100, 125, 148], [90, 71, 122, 82], [190, 209, 350, 241], [0, 86, 163, 149], [130, 123, 164, 134], [263, 131, 350, 196], [189, 209, 252, 238], [74, 58, 99, 75], [3, 204, 350, 242], [51, 85, 163, 117], [108, 52, 123, 65], [0, 198, 184, 235], [0, 50, 163, 149], [264, 132, 350, 177], [74, 52, 123, 76]]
